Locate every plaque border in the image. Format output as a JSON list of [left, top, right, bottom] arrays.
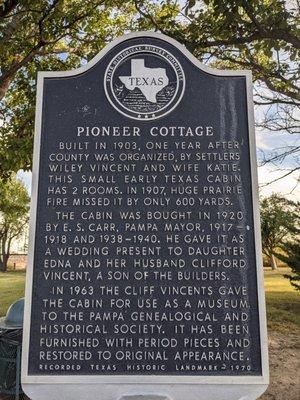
[[22, 31, 269, 387]]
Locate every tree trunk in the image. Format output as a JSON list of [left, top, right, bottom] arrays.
[[270, 254, 278, 270], [3, 253, 9, 271], [0, 261, 5, 272], [0, 252, 9, 272], [0, 238, 5, 271], [0, 235, 10, 272]]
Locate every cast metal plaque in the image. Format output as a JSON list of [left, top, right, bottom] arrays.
[[22, 32, 268, 399]]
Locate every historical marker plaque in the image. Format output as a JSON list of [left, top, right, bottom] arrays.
[[22, 32, 268, 400]]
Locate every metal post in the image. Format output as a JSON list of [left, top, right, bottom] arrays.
[[15, 344, 21, 400]]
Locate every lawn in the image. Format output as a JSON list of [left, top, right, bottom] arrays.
[[0, 268, 299, 333], [0, 270, 26, 317], [264, 267, 300, 333]]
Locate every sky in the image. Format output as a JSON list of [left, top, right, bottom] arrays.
[[254, 98, 300, 200]]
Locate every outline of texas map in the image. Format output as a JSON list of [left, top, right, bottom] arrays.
[[119, 59, 169, 103]]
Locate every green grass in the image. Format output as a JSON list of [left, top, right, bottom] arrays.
[[264, 267, 300, 333], [0, 268, 299, 335], [0, 270, 26, 317]]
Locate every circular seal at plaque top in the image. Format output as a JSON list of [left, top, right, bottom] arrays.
[[104, 44, 185, 121]]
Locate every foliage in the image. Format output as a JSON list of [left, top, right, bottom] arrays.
[[260, 194, 299, 269], [134, 0, 300, 179], [136, 0, 300, 180], [0, 0, 299, 177], [0, 0, 138, 176], [134, 1, 299, 103], [0, 175, 30, 271], [276, 238, 300, 291]]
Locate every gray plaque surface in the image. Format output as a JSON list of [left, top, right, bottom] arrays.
[[22, 32, 268, 400]]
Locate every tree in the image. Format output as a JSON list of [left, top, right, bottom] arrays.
[[274, 209, 300, 290], [276, 238, 300, 290], [134, 0, 300, 182], [0, 0, 138, 177], [0, 0, 299, 178], [0, 175, 30, 271], [260, 194, 298, 269]]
